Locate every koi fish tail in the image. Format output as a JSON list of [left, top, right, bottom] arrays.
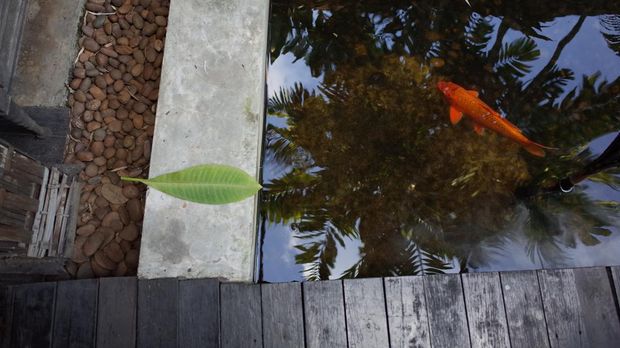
[[523, 141, 557, 158]]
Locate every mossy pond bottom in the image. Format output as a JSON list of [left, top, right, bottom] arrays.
[[258, 0, 620, 282]]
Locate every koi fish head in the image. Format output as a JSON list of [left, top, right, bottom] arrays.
[[437, 80, 460, 100]]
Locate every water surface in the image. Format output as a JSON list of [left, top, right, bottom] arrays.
[[258, 0, 620, 282]]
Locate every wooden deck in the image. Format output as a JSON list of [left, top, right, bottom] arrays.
[[1, 266, 620, 347]]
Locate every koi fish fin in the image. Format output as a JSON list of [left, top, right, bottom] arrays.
[[450, 107, 463, 125], [523, 141, 546, 157], [467, 90, 479, 97], [473, 123, 485, 135]]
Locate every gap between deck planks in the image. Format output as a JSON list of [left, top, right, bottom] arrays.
[[0, 266, 619, 348]]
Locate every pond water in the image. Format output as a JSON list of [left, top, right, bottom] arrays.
[[257, 0, 620, 282]]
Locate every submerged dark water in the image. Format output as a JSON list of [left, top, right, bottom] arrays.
[[258, 0, 620, 282]]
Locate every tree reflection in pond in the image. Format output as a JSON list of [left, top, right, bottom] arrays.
[[259, 0, 620, 282]]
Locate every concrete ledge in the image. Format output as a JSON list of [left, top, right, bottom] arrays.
[[138, 0, 269, 281]]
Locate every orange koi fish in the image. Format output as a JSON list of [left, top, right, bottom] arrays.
[[437, 81, 551, 157]]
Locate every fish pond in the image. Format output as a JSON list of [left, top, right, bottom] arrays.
[[257, 0, 620, 282]]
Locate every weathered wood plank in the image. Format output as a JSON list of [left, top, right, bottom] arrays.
[[52, 279, 98, 348], [137, 278, 178, 348], [572, 267, 620, 346], [10, 282, 56, 348], [0, 286, 14, 348], [384, 276, 431, 348], [178, 278, 220, 348], [612, 266, 620, 307], [261, 282, 304, 348], [462, 272, 510, 348], [343, 278, 389, 348], [97, 277, 137, 348], [303, 280, 347, 348], [500, 271, 550, 347], [424, 274, 470, 348], [221, 283, 262, 347], [539, 268, 620, 348]]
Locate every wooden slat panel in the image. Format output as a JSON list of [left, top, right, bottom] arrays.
[[137, 278, 178, 348], [424, 274, 470, 348], [384, 276, 431, 348], [261, 282, 304, 348], [178, 279, 220, 348], [10, 282, 56, 348], [97, 277, 137, 348], [343, 278, 389, 348], [0, 286, 14, 348], [462, 272, 510, 348], [52, 279, 98, 348], [303, 280, 347, 348], [500, 271, 550, 347], [221, 283, 262, 348], [539, 268, 620, 348]]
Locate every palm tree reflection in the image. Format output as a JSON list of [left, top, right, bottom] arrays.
[[260, 0, 620, 281]]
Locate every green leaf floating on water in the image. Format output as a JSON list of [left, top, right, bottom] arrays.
[[121, 164, 262, 205]]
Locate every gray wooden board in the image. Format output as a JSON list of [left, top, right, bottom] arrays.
[[424, 274, 470, 348], [303, 280, 347, 348], [137, 278, 178, 348], [97, 277, 137, 348], [539, 267, 620, 348], [462, 272, 510, 348], [52, 279, 98, 348], [220, 283, 262, 348], [538, 269, 584, 348], [0, 0, 26, 89], [572, 267, 620, 347], [612, 266, 620, 311], [261, 282, 304, 348], [0, 286, 14, 348], [10, 282, 56, 348], [178, 278, 220, 348], [500, 271, 550, 347], [384, 276, 431, 348], [343, 278, 389, 348]]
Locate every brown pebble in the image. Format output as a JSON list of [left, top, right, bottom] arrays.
[[77, 151, 94, 162], [95, 75, 107, 89], [90, 142, 104, 156], [122, 184, 140, 199], [79, 77, 92, 91], [94, 250, 118, 270], [89, 85, 106, 101], [99, 226, 116, 245], [155, 16, 166, 26], [122, 119, 134, 132], [94, 156, 107, 166], [86, 121, 101, 132], [91, 259, 112, 277], [132, 115, 144, 129], [74, 68, 86, 79], [83, 231, 105, 256], [103, 147, 116, 159], [76, 262, 94, 279], [86, 99, 102, 111], [120, 223, 139, 241], [126, 198, 143, 221], [94, 128, 107, 141], [115, 45, 133, 55], [101, 183, 129, 204], [83, 37, 101, 52], [104, 242, 125, 263], [113, 79, 125, 92], [125, 249, 139, 268], [115, 261, 128, 276], [102, 211, 124, 231], [130, 63, 144, 77], [77, 224, 96, 237]]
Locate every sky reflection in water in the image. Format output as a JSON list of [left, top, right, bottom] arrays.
[[258, 1, 620, 282]]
